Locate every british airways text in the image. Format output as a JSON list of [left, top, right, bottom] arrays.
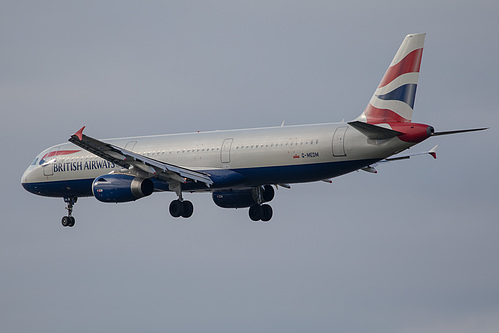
[[54, 160, 116, 173]]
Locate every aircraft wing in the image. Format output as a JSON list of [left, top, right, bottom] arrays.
[[68, 126, 213, 186]]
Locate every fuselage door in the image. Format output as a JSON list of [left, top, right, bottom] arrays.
[[221, 138, 234, 164], [42, 146, 60, 176], [332, 126, 348, 157]]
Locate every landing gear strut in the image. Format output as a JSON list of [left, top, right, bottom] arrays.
[[168, 181, 194, 219], [62, 197, 77, 227]]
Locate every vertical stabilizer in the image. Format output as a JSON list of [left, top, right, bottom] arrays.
[[356, 33, 425, 123]]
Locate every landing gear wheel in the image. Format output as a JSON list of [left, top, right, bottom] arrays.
[[169, 200, 184, 218], [62, 216, 69, 227], [61, 216, 75, 227], [261, 204, 273, 222], [249, 204, 273, 222], [181, 201, 194, 218], [249, 204, 263, 221]]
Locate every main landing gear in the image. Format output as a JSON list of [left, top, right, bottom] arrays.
[[169, 199, 194, 218], [249, 203, 273, 222], [62, 197, 77, 227], [248, 185, 274, 222]]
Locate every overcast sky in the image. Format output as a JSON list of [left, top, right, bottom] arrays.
[[1, 1, 498, 332]]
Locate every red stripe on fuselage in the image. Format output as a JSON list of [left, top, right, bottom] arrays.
[[378, 48, 423, 88], [42, 150, 81, 159]]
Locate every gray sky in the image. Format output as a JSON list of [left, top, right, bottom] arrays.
[[1, 1, 498, 332]]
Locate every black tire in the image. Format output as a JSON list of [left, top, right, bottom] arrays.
[[169, 200, 184, 218], [261, 204, 273, 222], [249, 204, 262, 221], [61, 216, 69, 227], [68, 216, 75, 227], [181, 200, 194, 218]]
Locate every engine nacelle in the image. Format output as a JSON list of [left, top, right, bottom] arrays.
[[92, 174, 154, 203], [212, 185, 274, 209]]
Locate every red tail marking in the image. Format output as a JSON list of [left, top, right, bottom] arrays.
[[364, 106, 411, 124], [378, 48, 423, 88]]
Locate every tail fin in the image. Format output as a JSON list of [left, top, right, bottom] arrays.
[[356, 33, 425, 124]]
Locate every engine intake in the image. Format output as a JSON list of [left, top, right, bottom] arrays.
[[92, 174, 154, 203]]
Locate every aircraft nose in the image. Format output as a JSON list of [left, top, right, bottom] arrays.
[[21, 165, 36, 190], [21, 167, 30, 185]]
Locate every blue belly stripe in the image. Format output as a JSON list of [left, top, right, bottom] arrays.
[[22, 159, 379, 197]]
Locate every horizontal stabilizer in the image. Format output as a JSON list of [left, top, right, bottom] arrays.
[[383, 145, 438, 162], [348, 121, 403, 140]]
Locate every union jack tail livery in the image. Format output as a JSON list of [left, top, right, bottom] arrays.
[[357, 33, 425, 124]]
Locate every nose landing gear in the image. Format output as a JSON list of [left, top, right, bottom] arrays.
[[62, 197, 77, 227]]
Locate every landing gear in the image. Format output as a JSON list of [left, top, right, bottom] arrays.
[[62, 197, 77, 227], [168, 181, 194, 219], [169, 199, 194, 218], [249, 203, 273, 222], [61, 216, 75, 227], [247, 185, 274, 222]]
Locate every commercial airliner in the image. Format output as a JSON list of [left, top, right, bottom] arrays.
[[21, 33, 486, 227]]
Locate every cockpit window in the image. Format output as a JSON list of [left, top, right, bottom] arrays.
[[31, 157, 39, 166]]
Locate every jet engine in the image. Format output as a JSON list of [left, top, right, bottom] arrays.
[[92, 174, 154, 203], [212, 185, 274, 209]]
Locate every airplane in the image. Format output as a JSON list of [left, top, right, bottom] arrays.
[[21, 33, 486, 227]]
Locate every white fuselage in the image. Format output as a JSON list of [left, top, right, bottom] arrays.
[[22, 122, 414, 197]]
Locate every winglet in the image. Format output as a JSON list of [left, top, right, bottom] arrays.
[[429, 145, 438, 159], [73, 126, 86, 141]]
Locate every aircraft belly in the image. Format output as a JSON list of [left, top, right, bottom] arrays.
[[22, 178, 94, 197], [227, 159, 380, 186]]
